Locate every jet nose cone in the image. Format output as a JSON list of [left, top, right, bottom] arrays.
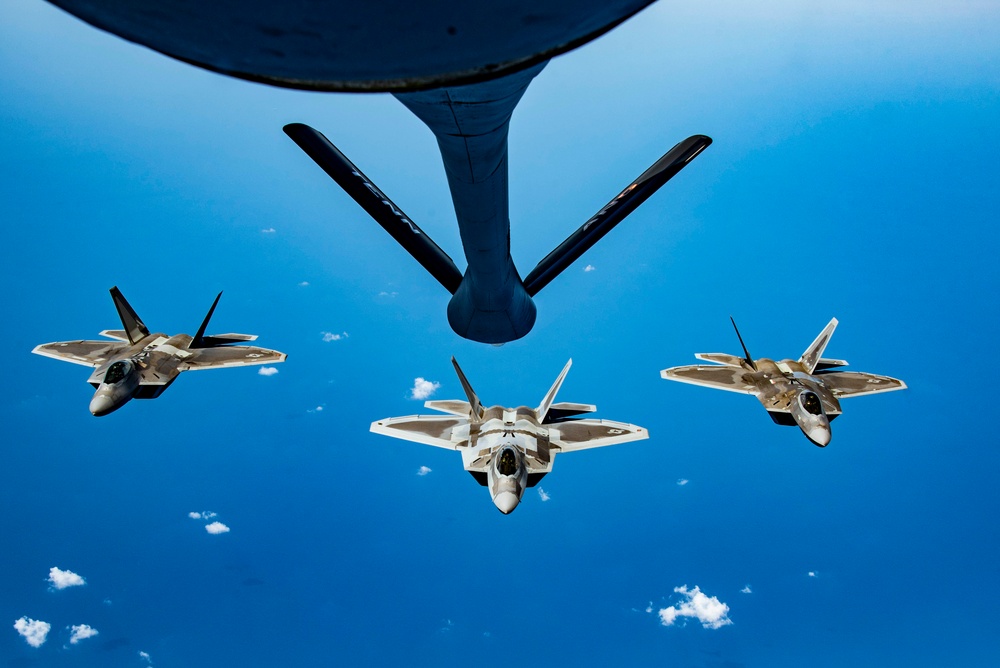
[[807, 426, 831, 447], [493, 491, 519, 515], [89, 395, 115, 416]]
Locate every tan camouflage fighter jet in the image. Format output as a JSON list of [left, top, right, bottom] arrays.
[[33, 287, 286, 416], [660, 318, 906, 447], [372, 358, 648, 514]]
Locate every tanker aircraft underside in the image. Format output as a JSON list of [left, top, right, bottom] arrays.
[[660, 318, 906, 446], [33, 287, 286, 416], [371, 358, 648, 513]]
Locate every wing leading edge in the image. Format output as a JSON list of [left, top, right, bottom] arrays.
[[660, 365, 758, 395]]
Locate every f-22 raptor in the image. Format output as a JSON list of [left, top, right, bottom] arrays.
[[372, 358, 648, 514], [33, 287, 286, 416], [660, 318, 906, 446]]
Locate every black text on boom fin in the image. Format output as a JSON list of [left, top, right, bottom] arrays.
[[284, 123, 463, 294], [523, 135, 712, 296]]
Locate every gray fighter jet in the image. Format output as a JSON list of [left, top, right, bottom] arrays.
[[33, 287, 286, 416], [371, 358, 648, 513], [660, 318, 906, 447]]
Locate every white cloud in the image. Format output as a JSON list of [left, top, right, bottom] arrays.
[[13, 617, 50, 648], [321, 331, 348, 342], [741, 585, 752, 594], [808, 571, 818, 578], [538, 488, 551, 502], [417, 466, 432, 476], [188, 511, 216, 520], [677, 478, 689, 486], [47, 567, 85, 590], [298, 281, 310, 287], [645, 602, 653, 614], [205, 521, 230, 534], [584, 264, 596, 272], [261, 227, 276, 234], [657, 585, 732, 630], [139, 650, 153, 664], [409, 377, 441, 400], [257, 366, 279, 377], [69, 624, 98, 644]]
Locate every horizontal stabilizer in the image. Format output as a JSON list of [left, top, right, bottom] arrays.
[[110, 287, 149, 345], [814, 358, 849, 371], [694, 353, 747, 366], [284, 123, 463, 293], [522, 134, 712, 296], [424, 399, 472, 416], [198, 333, 259, 346], [99, 329, 130, 342], [543, 401, 597, 422]]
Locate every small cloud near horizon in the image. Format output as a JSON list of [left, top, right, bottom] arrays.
[[258, 366, 279, 376], [188, 511, 217, 520], [676, 478, 689, 486], [741, 585, 752, 594], [261, 227, 276, 234], [139, 650, 153, 664], [417, 466, 432, 476], [409, 377, 441, 400], [538, 488, 551, 501], [14, 617, 50, 647], [321, 331, 348, 342], [584, 264, 596, 272], [808, 571, 818, 577], [656, 585, 732, 630], [69, 624, 98, 644], [298, 281, 309, 287], [47, 567, 85, 590], [205, 521, 230, 535]]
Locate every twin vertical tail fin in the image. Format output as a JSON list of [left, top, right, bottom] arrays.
[[535, 359, 573, 422], [190, 292, 223, 349], [110, 287, 150, 345], [522, 135, 712, 296], [730, 316, 757, 371], [451, 357, 484, 423], [799, 318, 839, 374]]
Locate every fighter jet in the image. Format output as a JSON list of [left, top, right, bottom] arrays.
[[33, 287, 286, 416], [660, 318, 906, 447], [371, 358, 648, 513]]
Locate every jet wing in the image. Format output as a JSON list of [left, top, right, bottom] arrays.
[[176, 346, 286, 371], [32, 340, 129, 367], [660, 365, 758, 394], [548, 419, 648, 453], [370, 415, 469, 449], [819, 372, 907, 399]]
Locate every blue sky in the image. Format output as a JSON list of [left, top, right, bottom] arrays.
[[1, 0, 999, 665]]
